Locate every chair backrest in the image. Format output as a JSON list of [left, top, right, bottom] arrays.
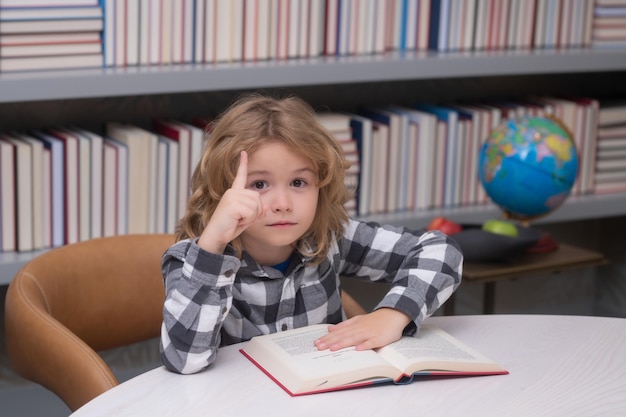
[[4, 234, 175, 412]]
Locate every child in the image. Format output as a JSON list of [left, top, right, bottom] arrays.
[[160, 93, 463, 374]]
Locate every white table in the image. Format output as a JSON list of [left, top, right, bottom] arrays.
[[71, 315, 626, 417]]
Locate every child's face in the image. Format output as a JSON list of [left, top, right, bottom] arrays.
[[239, 142, 319, 264]]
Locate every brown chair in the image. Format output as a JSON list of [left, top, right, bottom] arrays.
[[4, 234, 174, 412], [5, 233, 366, 412]]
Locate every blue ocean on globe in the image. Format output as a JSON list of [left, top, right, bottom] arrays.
[[478, 116, 579, 220]]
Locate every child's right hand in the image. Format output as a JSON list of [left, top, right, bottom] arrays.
[[197, 151, 266, 254]]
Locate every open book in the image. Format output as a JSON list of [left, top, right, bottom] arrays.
[[240, 323, 508, 396]]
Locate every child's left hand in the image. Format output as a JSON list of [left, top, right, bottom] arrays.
[[313, 308, 411, 351]]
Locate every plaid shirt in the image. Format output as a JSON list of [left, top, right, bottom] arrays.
[[160, 219, 463, 374]]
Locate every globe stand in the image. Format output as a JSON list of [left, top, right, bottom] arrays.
[[500, 211, 559, 254]]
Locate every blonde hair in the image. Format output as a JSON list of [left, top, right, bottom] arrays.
[[176, 93, 352, 264]]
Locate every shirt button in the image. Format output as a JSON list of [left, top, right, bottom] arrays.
[[281, 324, 288, 331], [224, 270, 233, 277]]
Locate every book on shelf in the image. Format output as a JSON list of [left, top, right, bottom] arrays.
[[153, 119, 193, 220], [446, 0, 461, 51], [593, 15, 626, 30], [0, 137, 16, 252], [0, 18, 103, 34], [432, 119, 447, 208], [103, 137, 129, 236], [113, 0, 127, 66], [370, 121, 390, 214], [359, 107, 405, 212], [597, 136, 626, 151], [183, 0, 195, 63], [598, 101, 626, 126], [66, 128, 101, 241], [452, 104, 486, 207], [413, 103, 459, 208], [48, 129, 80, 245], [201, 0, 215, 63], [0, 0, 100, 6], [316, 112, 360, 213], [125, 0, 140, 66], [428, 0, 451, 52], [0, 134, 34, 252], [337, 1, 358, 55], [156, 135, 179, 234], [14, 133, 48, 250], [489, 0, 510, 50], [31, 130, 65, 248], [571, 97, 599, 195], [594, 4, 626, 16], [103, 0, 115, 66], [214, 0, 243, 62], [453, 115, 469, 205], [155, 137, 168, 234], [0, 31, 101, 46], [286, 0, 301, 59], [596, 158, 626, 172], [347, 114, 373, 217], [241, 0, 257, 61], [473, 0, 488, 50], [400, 0, 417, 51], [101, 140, 116, 237], [386, 106, 421, 211], [0, 53, 102, 72], [0, 6, 103, 21], [106, 123, 158, 234], [41, 145, 52, 248], [415, 0, 431, 50], [598, 124, 626, 138], [388, 105, 438, 211], [323, 0, 337, 55], [308, 0, 326, 57], [0, 41, 102, 58], [240, 323, 508, 396]]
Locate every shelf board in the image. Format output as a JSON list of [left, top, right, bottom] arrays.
[[363, 192, 626, 229], [1, 192, 624, 286], [1, 48, 625, 103]]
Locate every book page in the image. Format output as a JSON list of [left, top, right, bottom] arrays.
[[377, 325, 507, 375], [264, 325, 395, 378], [243, 324, 400, 394]]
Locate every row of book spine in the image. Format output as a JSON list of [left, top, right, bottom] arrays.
[[325, 96, 607, 218], [0, 120, 206, 253], [1, 96, 625, 253], [594, 100, 626, 194], [0, 113, 357, 253], [1, 0, 625, 72]]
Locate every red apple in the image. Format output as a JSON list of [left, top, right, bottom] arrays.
[[426, 216, 463, 235]]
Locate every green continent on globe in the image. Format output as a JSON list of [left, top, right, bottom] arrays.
[[478, 116, 579, 220]]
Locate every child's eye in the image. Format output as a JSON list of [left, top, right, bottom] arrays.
[[292, 179, 307, 188], [251, 181, 267, 190]]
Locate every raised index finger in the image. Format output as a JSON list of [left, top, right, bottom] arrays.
[[231, 151, 248, 189]]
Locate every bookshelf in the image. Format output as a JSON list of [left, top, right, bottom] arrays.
[[2, 48, 626, 103], [1, 48, 626, 284]]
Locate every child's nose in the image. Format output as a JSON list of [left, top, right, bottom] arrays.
[[270, 188, 292, 212]]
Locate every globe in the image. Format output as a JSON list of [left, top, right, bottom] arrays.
[[478, 115, 579, 222]]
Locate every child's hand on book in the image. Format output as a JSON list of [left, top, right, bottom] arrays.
[[314, 308, 411, 352], [198, 151, 267, 254]]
